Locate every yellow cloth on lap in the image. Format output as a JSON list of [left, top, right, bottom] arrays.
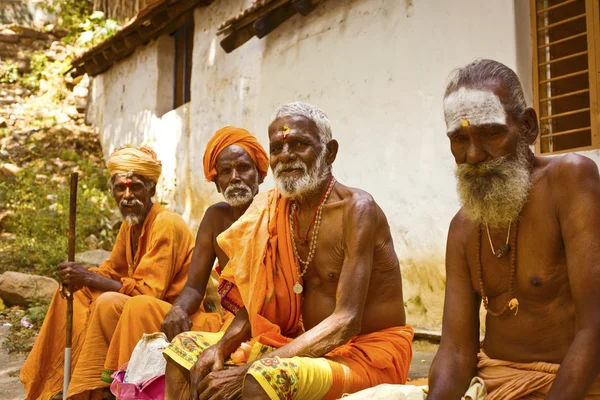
[[247, 356, 333, 400]]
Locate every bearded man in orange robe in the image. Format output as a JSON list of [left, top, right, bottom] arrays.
[[164, 102, 414, 400], [21, 146, 195, 400]]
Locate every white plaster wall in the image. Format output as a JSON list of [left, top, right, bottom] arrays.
[[87, 0, 531, 330]]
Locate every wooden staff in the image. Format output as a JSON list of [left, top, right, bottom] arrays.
[[63, 172, 78, 400]]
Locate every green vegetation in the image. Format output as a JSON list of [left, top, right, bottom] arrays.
[[0, 63, 20, 84], [41, 0, 119, 45], [0, 0, 122, 353]]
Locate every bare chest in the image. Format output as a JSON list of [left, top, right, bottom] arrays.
[[291, 207, 345, 286], [467, 192, 569, 302]]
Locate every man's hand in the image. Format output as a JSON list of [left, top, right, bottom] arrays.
[[195, 365, 248, 400], [161, 305, 192, 341], [190, 345, 227, 399], [59, 262, 93, 288]]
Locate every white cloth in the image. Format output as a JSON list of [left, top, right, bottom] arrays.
[[340, 384, 427, 400], [124, 332, 169, 384]]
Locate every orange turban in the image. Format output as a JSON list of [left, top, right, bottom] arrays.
[[203, 126, 269, 182]]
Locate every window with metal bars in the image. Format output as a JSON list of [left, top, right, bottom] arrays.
[[531, 0, 600, 154]]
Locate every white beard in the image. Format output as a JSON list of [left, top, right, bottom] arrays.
[[273, 149, 329, 200], [223, 180, 256, 207], [455, 140, 531, 228]]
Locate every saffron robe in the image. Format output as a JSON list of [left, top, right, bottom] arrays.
[[20, 204, 194, 400], [216, 189, 414, 399]]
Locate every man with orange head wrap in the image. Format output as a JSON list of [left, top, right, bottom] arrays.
[[98, 127, 268, 395], [21, 146, 197, 400]]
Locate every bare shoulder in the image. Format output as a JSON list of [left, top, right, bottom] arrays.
[[544, 153, 600, 193], [196, 202, 232, 235], [204, 202, 233, 219], [335, 182, 384, 226], [447, 209, 474, 250]]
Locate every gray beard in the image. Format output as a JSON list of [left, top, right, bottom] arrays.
[[273, 149, 330, 200], [455, 140, 531, 228], [223, 181, 255, 207], [120, 198, 145, 226], [124, 213, 144, 225]]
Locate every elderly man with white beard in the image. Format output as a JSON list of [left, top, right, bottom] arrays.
[[21, 146, 199, 400], [428, 59, 600, 399], [164, 102, 414, 400], [99, 127, 270, 388]]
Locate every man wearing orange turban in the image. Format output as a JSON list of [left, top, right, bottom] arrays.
[[94, 128, 268, 397], [203, 126, 269, 183], [164, 104, 413, 400], [21, 146, 197, 400]]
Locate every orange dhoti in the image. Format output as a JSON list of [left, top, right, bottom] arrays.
[[21, 204, 197, 399], [20, 288, 130, 400], [205, 189, 414, 399], [102, 295, 224, 376], [476, 351, 600, 399]]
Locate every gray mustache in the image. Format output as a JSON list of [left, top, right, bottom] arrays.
[[274, 161, 307, 176], [120, 199, 144, 207], [225, 183, 251, 195]]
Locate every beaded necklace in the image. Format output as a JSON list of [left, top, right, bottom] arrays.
[[289, 176, 336, 294], [477, 219, 520, 317]]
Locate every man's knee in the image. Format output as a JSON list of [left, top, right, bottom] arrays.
[[243, 373, 271, 400], [121, 294, 154, 313], [92, 292, 130, 316]]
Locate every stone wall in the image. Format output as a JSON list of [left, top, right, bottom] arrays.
[[0, 0, 55, 27]]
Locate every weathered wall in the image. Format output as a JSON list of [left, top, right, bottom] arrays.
[[87, 0, 532, 330]]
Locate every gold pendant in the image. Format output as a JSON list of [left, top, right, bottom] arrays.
[[293, 282, 303, 294], [509, 298, 519, 315]]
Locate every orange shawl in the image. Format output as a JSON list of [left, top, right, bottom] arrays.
[[217, 189, 302, 349]]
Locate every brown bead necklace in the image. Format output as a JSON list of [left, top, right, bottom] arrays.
[[289, 176, 336, 294], [477, 218, 520, 317]]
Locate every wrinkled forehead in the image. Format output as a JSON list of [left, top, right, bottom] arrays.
[[269, 115, 318, 139], [215, 144, 254, 167], [443, 87, 507, 134]]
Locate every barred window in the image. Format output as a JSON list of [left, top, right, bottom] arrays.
[[531, 0, 600, 154]]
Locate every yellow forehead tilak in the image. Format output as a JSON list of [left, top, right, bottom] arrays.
[[282, 125, 290, 139], [461, 119, 470, 127]]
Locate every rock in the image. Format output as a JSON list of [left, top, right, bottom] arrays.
[[0, 29, 18, 44], [66, 105, 79, 119], [84, 234, 99, 248], [46, 41, 68, 62], [75, 249, 111, 267], [0, 163, 21, 177], [74, 95, 87, 112], [8, 26, 41, 39], [0, 271, 58, 307], [0, 117, 6, 128], [0, 232, 15, 242]]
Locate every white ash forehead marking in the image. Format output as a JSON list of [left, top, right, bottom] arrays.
[[443, 87, 507, 134]]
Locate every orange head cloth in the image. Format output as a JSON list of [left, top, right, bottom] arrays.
[[203, 126, 269, 182], [106, 145, 162, 182]]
